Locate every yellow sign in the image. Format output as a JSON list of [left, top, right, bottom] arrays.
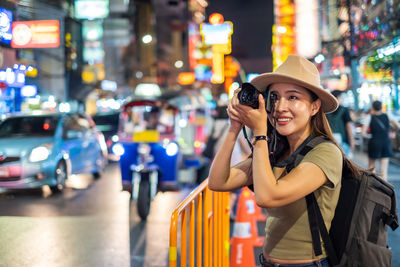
[[211, 47, 225, 83], [200, 14, 233, 84], [273, 1, 296, 70], [177, 72, 196, 85], [25, 67, 38, 78], [194, 116, 207, 125], [133, 130, 160, 143]]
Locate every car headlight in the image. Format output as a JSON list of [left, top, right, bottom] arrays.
[[111, 135, 119, 142], [112, 143, 125, 156], [29, 144, 53, 162]]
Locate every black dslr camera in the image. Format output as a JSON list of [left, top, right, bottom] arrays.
[[237, 82, 276, 113]]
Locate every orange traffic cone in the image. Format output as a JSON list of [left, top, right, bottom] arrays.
[[230, 187, 263, 267], [254, 201, 267, 222], [245, 188, 265, 247]]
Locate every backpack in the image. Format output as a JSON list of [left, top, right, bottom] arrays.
[[202, 122, 228, 159], [277, 135, 399, 267]]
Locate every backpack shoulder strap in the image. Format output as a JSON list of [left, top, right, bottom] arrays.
[[306, 193, 339, 265], [275, 135, 339, 263]]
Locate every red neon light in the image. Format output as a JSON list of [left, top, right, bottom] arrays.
[[11, 20, 60, 48]]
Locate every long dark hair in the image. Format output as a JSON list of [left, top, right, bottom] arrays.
[[311, 108, 363, 176], [268, 88, 362, 176]]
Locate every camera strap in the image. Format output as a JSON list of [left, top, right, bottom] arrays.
[[242, 126, 254, 152]]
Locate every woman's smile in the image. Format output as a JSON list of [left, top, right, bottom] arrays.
[[276, 116, 292, 126]]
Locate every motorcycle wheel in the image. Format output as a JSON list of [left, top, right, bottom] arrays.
[[137, 176, 151, 220]]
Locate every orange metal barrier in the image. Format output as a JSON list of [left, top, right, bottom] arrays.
[[169, 178, 230, 267]]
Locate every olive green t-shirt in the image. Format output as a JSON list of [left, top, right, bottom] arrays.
[[264, 142, 342, 260]]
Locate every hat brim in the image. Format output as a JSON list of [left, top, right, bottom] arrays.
[[250, 73, 338, 113]]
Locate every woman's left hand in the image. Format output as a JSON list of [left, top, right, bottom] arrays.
[[231, 94, 268, 136]]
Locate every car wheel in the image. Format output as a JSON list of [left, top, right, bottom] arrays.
[[93, 152, 105, 179], [51, 161, 67, 193]]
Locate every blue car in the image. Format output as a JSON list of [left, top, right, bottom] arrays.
[[0, 112, 107, 192]]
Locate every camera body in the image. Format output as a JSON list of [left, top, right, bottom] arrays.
[[237, 82, 276, 113]]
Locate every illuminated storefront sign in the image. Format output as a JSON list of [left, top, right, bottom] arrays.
[[83, 20, 103, 41], [200, 13, 233, 84], [101, 79, 117, 91], [194, 65, 212, 81], [0, 7, 13, 45], [82, 20, 104, 63], [188, 22, 201, 70], [134, 83, 161, 97], [83, 46, 104, 63], [21, 85, 37, 97], [0, 67, 25, 87], [295, 0, 319, 58], [11, 20, 60, 48], [273, 0, 296, 69], [75, 0, 109, 20], [178, 72, 196, 85], [201, 22, 233, 45], [377, 38, 400, 57]]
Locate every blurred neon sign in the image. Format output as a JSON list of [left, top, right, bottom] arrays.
[[11, 20, 60, 48], [0, 7, 13, 45], [75, 0, 109, 20], [0, 68, 26, 87], [200, 22, 233, 45], [21, 85, 37, 97], [377, 38, 400, 57], [101, 80, 117, 91], [200, 13, 233, 84], [178, 72, 196, 85]]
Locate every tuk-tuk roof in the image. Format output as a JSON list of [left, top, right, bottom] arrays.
[[121, 98, 178, 112]]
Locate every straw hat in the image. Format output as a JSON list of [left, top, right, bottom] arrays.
[[250, 55, 338, 113]]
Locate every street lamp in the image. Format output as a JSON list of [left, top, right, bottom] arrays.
[[314, 53, 325, 64], [174, 60, 183, 68], [142, 34, 152, 44]]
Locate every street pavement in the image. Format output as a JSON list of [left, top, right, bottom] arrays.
[[0, 163, 188, 267]]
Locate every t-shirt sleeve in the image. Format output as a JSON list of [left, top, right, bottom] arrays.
[[301, 142, 343, 188], [343, 108, 352, 124]]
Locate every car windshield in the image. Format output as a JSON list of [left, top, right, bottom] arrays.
[[0, 115, 60, 138], [92, 112, 119, 138]]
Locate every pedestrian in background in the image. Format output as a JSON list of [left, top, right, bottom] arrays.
[[362, 100, 394, 180], [326, 90, 355, 158], [208, 55, 356, 267], [197, 105, 230, 184]]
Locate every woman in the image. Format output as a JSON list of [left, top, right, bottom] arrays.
[[362, 100, 396, 180], [208, 55, 345, 267]]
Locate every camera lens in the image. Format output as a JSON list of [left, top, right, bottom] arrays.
[[238, 83, 260, 109]]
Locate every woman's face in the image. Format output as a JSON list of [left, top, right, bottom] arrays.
[[268, 83, 321, 138]]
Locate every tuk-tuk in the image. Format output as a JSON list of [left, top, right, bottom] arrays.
[[114, 98, 180, 220]]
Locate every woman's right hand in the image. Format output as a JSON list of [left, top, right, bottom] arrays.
[[227, 89, 244, 133]]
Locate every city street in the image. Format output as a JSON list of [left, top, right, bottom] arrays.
[[2, 0, 400, 266]]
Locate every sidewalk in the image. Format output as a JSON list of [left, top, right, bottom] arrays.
[[351, 150, 400, 182]]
